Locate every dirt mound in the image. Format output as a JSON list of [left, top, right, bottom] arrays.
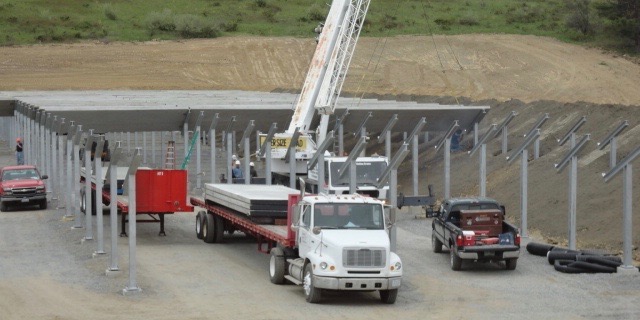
[[1, 34, 638, 257]]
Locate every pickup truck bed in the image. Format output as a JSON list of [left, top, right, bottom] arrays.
[[431, 198, 521, 271]]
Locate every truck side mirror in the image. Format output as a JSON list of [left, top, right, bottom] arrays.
[[500, 205, 506, 216], [292, 204, 301, 227], [41, 175, 48, 180]]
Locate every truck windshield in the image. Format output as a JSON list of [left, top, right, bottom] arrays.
[[2, 169, 39, 181], [313, 203, 384, 230], [328, 161, 388, 187]]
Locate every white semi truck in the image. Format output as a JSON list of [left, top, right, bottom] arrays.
[[191, 184, 402, 304]]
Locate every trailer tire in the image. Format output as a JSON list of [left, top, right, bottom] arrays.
[[505, 258, 518, 270], [526, 242, 554, 256], [450, 247, 462, 271], [547, 251, 579, 265], [303, 263, 322, 303], [379, 289, 398, 304], [432, 233, 443, 253], [214, 215, 224, 243], [195, 211, 206, 239], [569, 261, 617, 273], [203, 213, 216, 243], [269, 247, 286, 284]]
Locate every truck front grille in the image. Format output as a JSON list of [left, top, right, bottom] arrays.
[[11, 187, 38, 196], [343, 248, 386, 268]]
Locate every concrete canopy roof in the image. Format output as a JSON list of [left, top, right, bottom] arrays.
[[7, 90, 488, 134]]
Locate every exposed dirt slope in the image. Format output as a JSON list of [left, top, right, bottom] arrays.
[[0, 34, 638, 256]]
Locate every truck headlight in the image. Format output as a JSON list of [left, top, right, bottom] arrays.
[[3, 188, 12, 194], [391, 262, 402, 271], [319, 262, 328, 270]]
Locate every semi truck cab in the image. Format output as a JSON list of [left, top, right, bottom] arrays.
[[270, 193, 402, 304]]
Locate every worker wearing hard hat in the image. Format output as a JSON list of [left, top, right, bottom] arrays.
[[249, 162, 257, 178], [232, 160, 243, 179], [16, 137, 24, 165]]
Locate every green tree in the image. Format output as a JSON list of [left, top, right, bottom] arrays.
[[595, 0, 640, 52]]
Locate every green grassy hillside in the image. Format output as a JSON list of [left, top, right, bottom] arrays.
[[0, 0, 635, 52]]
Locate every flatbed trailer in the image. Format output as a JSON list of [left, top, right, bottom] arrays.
[[80, 168, 193, 236], [190, 196, 296, 252]]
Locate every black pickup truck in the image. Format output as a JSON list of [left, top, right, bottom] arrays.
[[431, 197, 520, 271]]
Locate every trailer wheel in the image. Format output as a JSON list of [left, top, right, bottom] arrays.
[[214, 215, 224, 243], [303, 263, 322, 303], [269, 247, 286, 284], [195, 211, 206, 239], [450, 247, 462, 271], [505, 258, 518, 270], [379, 289, 398, 304], [203, 213, 216, 243], [432, 232, 443, 253]]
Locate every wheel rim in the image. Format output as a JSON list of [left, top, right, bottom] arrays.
[[450, 249, 454, 266], [196, 216, 201, 234], [303, 269, 312, 296], [269, 255, 276, 277]]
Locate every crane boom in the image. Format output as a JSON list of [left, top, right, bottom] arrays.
[[288, 0, 371, 138]]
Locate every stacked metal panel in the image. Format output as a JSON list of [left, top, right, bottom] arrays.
[[204, 183, 298, 218]]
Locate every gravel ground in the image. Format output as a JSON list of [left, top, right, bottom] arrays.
[[0, 145, 638, 320]]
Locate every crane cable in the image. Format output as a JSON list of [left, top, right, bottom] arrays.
[[349, 0, 406, 110], [420, 0, 464, 105]]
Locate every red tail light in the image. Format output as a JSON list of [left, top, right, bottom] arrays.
[[515, 233, 521, 245], [456, 235, 464, 247]]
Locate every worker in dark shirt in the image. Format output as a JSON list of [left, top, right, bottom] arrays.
[[16, 137, 24, 165], [250, 162, 258, 178]]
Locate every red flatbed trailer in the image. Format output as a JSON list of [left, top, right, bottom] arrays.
[[81, 169, 193, 236], [190, 195, 297, 253]]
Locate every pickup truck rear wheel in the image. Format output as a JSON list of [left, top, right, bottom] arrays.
[[203, 213, 216, 243], [432, 233, 443, 253], [269, 247, 285, 284], [303, 263, 322, 303], [450, 247, 462, 271], [505, 258, 518, 270], [379, 289, 398, 304], [195, 211, 205, 239]]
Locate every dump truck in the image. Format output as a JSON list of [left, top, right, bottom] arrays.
[[191, 183, 402, 304]]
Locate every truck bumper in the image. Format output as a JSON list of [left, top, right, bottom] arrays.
[[1, 194, 46, 202], [312, 276, 402, 291], [458, 249, 520, 260]]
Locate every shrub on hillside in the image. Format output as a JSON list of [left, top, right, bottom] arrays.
[[146, 9, 176, 32], [174, 14, 220, 38], [103, 3, 117, 21]]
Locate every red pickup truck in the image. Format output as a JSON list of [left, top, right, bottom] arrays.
[[0, 165, 48, 211]]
